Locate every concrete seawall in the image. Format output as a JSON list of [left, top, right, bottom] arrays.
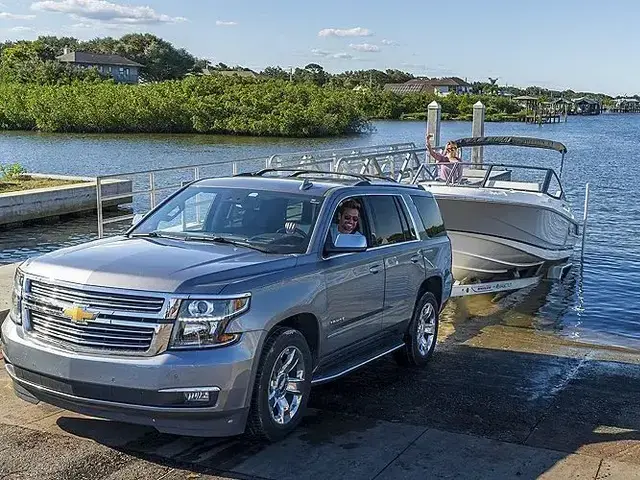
[[0, 174, 132, 226]]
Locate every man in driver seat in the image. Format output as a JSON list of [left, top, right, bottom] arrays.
[[331, 199, 365, 241]]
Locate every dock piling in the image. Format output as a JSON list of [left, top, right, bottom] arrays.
[[472, 101, 485, 167], [427, 101, 441, 163]]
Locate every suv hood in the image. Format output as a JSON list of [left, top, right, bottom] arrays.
[[22, 236, 298, 294]]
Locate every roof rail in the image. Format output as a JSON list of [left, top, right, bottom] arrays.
[[241, 168, 399, 184]]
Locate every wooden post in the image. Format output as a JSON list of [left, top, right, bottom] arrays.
[[472, 101, 485, 168], [427, 101, 441, 163]]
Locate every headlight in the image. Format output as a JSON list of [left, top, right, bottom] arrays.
[[9, 269, 24, 325], [169, 296, 250, 349]]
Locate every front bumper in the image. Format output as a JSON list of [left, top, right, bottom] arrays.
[[1, 319, 263, 437]]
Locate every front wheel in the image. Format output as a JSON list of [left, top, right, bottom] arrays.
[[394, 291, 439, 367], [247, 327, 312, 442]]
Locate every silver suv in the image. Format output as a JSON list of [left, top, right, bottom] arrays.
[[2, 170, 453, 442]]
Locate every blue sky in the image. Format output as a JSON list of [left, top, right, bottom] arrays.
[[0, 0, 636, 95]]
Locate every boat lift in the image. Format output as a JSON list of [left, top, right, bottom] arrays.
[[94, 141, 590, 300]]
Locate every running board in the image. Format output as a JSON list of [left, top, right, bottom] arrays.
[[311, 343, 404, 385], [451, 276, 541, 297]]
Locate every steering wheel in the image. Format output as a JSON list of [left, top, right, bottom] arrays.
[[276, 227, 307, 237]]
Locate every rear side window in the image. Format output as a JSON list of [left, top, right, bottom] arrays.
[[410, 195, 446, 238], [366, 195, 408, 246]]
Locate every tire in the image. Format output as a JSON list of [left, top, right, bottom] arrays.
[[247, 327, 312, 442], [394, 291, 439, 367]]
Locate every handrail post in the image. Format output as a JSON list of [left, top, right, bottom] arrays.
[[581, 183, 590, 261], [96, 177, 104, 239], [149, 172, 156, 208]]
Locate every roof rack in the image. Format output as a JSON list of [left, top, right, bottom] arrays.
[[237, 168, 399, 185]]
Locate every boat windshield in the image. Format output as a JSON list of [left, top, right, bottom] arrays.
[[419, 162, 565, 200], [129, 185, 325, 254]]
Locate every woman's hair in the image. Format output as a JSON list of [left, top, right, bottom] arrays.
[[445, 142, 459, 157], [339, 199, 361, 215]]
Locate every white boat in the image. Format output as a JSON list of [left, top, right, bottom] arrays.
[[415, 136, 581, 283]]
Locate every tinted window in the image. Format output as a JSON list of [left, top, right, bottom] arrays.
[[367, 196, 407, 246], [394, 197, 418, 241], [410, 195, 446, 238]]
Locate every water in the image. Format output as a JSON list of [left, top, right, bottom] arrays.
[[1, 115, 639, 350]]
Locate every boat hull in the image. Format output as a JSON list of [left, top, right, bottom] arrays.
[[429, 190, 580, 282]]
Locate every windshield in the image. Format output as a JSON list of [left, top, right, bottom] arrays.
[[131, 185, 325, 254]]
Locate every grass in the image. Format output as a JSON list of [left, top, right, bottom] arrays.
[[0, 176, 84, 194]]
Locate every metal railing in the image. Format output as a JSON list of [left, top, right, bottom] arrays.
[[95, 142, 417, 238]]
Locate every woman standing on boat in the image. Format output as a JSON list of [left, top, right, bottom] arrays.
[[426, 133, 463, 183]]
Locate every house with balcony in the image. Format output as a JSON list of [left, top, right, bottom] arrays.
[[384, 77, 472, 96], [56, 49, 143, 84]]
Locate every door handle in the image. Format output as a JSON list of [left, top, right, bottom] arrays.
[[410, 255, 421, 263], [369, 265, 381, 274]]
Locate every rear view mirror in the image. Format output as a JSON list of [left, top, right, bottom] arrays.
[[327, 233, 367, 253]]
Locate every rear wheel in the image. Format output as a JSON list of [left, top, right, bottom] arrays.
[[247, 327, 312, 442], [394, 291, 439, 367]]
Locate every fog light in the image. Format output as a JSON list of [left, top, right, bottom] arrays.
[[158, 386, 220, 406], [185, 391, 210, 403]]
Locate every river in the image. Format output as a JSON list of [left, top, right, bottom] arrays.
[[1, 115, 639, 351]]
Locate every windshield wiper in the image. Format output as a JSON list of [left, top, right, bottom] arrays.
[[186, 235, 271, 253], [128, 231, 186, 240]]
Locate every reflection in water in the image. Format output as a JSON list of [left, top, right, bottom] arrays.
[[440, 249, 639, 352]]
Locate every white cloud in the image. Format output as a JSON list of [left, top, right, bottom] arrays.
[[70, 20, 126, 29], [381, 39, 397, 46], [311, 49, 354, 60], [318, 27, 371, 37], [216, 20, 237, 26], [30, 0, 186, 24], [402, 62, 427, 70], [349, 43, 380, 53], [0, 12, 36, 19], [9, 25, 34, 31]]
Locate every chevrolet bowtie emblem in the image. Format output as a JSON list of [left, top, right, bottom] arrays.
[[63, 305, 96, 324]]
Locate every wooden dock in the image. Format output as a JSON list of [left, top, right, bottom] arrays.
[[524, 112, 564, 124]]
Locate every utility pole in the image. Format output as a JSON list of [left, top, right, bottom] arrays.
[[289, 66, 293, 82]]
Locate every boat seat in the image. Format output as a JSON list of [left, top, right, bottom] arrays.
[[484, 180, 540, 192]]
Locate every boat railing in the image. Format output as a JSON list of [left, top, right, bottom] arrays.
[[95, 142, 417, 238], [411, 161, 565, 199]]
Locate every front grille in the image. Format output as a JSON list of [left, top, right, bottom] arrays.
[[22, 277, 172, 356], [29, 280, 165, 314], [29, 310, 155, 352]]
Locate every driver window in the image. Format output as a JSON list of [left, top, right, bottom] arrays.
[[326, 196, 368, 247]]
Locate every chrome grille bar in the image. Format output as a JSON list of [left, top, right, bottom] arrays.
[[29, 280, 165, 313], [30, 312, 155, 351], [31, 316, 154, 342]]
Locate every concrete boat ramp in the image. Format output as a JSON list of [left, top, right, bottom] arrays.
[[1, 262, 639, 479]]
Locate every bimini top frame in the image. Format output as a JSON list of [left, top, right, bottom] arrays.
[[449, 136, 568, 178]]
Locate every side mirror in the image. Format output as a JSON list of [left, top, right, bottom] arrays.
[[327, 233, 367, 253]]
